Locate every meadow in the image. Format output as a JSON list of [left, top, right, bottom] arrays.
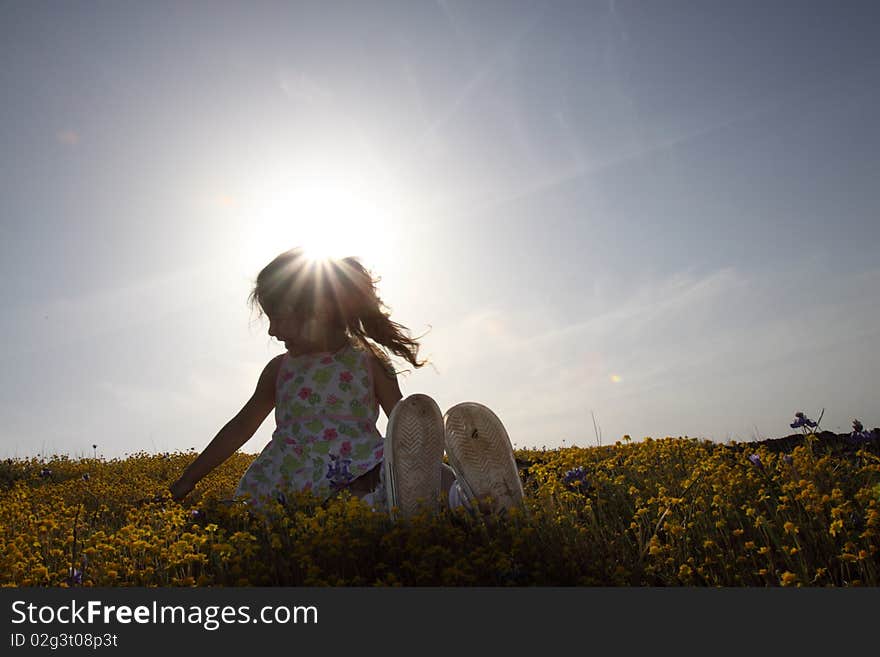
[[2, 431, 878, 587]]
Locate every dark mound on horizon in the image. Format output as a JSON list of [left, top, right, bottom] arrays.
[[731, 428, 880, 456]]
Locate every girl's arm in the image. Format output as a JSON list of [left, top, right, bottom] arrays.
[[169, 356, 280, 501], [370, 355, 403, 420]]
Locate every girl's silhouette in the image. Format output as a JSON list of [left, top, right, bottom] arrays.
[[170, 247, 523, 517]]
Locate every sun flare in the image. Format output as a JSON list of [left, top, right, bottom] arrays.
[[236, 171, 399, 275]]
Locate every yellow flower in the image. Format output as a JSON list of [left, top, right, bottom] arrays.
[[780, 572, 798, 586]]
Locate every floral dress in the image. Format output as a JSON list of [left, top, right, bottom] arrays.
[[235, 340, 385, 510]]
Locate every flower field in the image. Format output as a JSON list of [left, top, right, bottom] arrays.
[[2, 432, 879, 586]]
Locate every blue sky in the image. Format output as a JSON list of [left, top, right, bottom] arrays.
[[2, 1, 878, 458]]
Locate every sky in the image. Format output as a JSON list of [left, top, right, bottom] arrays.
[[2, 0, 879, 459]]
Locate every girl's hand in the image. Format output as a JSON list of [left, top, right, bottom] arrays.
[[169, 477, 194, 502]]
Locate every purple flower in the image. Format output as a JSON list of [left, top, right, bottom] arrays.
[[326, 454, 354, 488], [748, 454, 763, 468], [81, 473, 90, 482], [790, 414, 817, 429], [68, 568, 82, 585], [39, 467, 52, 478], [562, 466, 590, 490], [782, 454, 793, 465], [849, 419, 873, 444], [790, 408, 824, 432]]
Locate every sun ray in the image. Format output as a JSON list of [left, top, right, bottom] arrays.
[[235, 170, 398, 276]]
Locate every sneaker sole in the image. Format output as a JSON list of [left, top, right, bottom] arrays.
[[443, 402, 524, 513], [384, 393, 445, 518]]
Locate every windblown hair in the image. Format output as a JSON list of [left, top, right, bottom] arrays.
[[247, 248, 428, 375]]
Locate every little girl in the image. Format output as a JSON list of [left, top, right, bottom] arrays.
[[169, 247, 523, 517]]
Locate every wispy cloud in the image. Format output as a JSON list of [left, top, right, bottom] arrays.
[[418, 264, 880, 445], [277, 70, 332, 105], [529, 265, 880, 394], [435, 0, 466, 39], [96, 359, 254, 418], [408, 14, 541, 160], [1, 263, 226, 362]]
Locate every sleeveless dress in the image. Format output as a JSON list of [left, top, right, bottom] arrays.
[[234, 340, 386, 509]]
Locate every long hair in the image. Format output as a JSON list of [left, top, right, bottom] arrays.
[[247, 248, 428, 376]]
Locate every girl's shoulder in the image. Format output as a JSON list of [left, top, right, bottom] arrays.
[[266, 352, 286, 382], [253, 353, 285, 404], [269, 352, 286, 371]]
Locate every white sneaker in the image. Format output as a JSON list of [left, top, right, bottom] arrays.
[[443, 402, 524, 514], [447, 480, 472, 511], [384, 394, 445, 518]]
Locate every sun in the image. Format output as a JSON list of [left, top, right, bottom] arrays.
[[236, 171, 397, 275]]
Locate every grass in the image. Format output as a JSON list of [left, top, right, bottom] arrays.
[[1, 432, 878, 586]]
